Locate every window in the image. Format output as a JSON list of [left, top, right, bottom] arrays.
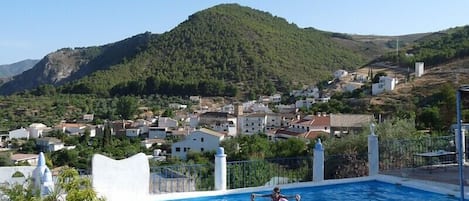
[[183, 147, 187, 152], [201, 137, 204, 142], [175, 147, 181, 152], [201, 148, 204, 152]]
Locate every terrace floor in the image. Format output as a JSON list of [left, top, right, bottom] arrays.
[[382, 164, 469, 186]]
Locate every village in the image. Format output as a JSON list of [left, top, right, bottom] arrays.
[[1, 62, 426, 165]]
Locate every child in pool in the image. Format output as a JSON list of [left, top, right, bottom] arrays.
[[251, 186, 301, 201]]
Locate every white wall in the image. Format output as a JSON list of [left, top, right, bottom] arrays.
[[9, 128, 29, 139], [415, 62, 424, 77], [92, 153, 149, 201], [0, 166, 35, 184]]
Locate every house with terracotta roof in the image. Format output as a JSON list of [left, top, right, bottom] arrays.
[[289, 114, 330, 134]]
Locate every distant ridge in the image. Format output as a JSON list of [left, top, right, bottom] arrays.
[[0, 59, 39, 78]]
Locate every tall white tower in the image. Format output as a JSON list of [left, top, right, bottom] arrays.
[[415, 62, 424, 77]]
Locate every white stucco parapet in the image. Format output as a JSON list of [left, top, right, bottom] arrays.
[[92, 153, 150, 201]]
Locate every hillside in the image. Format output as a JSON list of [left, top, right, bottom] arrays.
[[0, 33, 153, 95], [0, 4, 370, 97], [0, 59, 39, 78]]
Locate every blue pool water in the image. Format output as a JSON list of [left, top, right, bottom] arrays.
[[169, 181, 464, 201]]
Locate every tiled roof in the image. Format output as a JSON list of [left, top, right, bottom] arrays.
[[11, 153, 38, 161], [198, 128, 225, 137], [293, 116, 330, 126], [330, 114, 373, 127]]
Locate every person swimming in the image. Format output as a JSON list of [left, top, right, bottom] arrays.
[[251, 186, 301, 201]]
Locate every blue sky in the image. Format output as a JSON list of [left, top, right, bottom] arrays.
[[1, 0, 468, 64]]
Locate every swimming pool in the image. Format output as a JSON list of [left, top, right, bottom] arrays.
[[168, 180, 463, 201]]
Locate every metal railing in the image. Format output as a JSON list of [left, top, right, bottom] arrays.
[[226, 157, 313, 189], [324, 153, 368, 179], [379, 135, 456, 171], [150, 163, 214, 194]]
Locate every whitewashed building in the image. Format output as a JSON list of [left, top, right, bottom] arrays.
[[295, 98, 316, 109], [372, 76, 397, 96], [415, 62, 425, 77], [36, 137, 64, 152], [148, 127, 167, 139], [126, 128, 141, 137], [28, 123, 48, 138], [239, 113, 267, 135], [9, 128, 29, 140], [171, 128, 225, 160]]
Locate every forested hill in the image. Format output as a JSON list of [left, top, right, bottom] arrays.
[[379, 25, 469, 68], [1, 4, 369, 97]]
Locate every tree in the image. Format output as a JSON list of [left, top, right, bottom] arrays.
[[372, 72, 387, 83], [116, 96, 138, 120], [102, 124, 112, 148], [419, 107, 443, 131], [0, 153, 13, 166]]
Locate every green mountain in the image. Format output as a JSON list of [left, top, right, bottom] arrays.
[[1, 4, 382, 97]]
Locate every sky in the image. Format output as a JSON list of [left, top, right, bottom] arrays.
[[1, 0, 468, 64]]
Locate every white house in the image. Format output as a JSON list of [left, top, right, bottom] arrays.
[[148, 127, 167, 139], [265, 114, 284, 132], [239, 113, 267, 135], [171, 128, 225, 160], [36, 137, 64, 152], [83, 114, 94, 122], [189, 114, 199, 128], [372, 76, 397, 95], [295, 98, 316, 109], [9, 128, 29, 140], [28, 123, 48, 138], [158, 117, 178, 128], [126, 128, 141, 137], [132, 119, 151, 134], [270, 94, 282, 103]]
